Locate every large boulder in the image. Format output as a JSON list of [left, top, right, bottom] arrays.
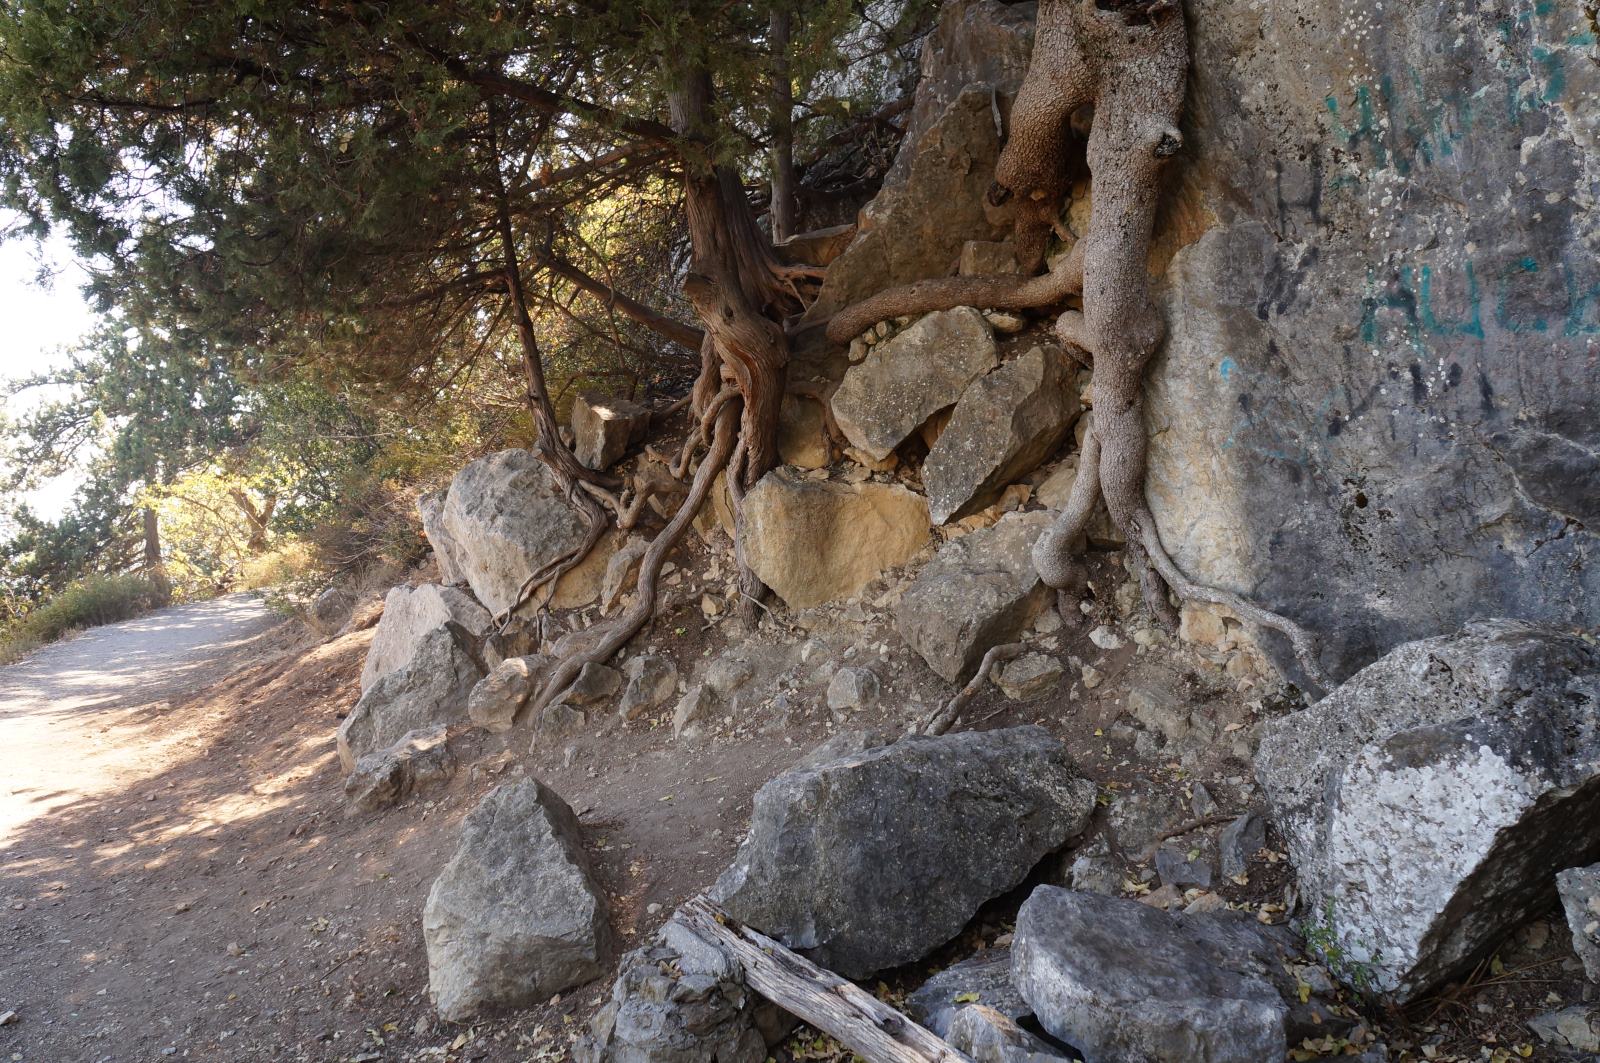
[[441, 449, 590, 617], [467, 654, 553, 733], [803, 0, 1035, 325], [573, 392, 651, 471], [575, 915, 790, 1063], [1013, 887, 1343, 1063], [710, 726, 1096, 978], [339, 622, 485, 771], [924, 345, 1080, 524], [739, 469, 930, 609], [360, 583, 491, 691], [830, 307, 998, 461], [344, 725, 456, 813], [895, 511, 1053, 682], [418, 490, 470, 587], [423, 778, 613, 1021], [1142, 1, 1600, 684], [1255, 620, 1600, 1001]]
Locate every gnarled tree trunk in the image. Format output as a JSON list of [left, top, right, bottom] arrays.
[[825, 0, 1330, 690]]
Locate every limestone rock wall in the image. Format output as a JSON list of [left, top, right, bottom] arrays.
[[1147, 1, 1600, 681]]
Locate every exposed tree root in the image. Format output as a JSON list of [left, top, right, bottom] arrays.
[[1135, 509, 1332, 690], [525, 401, 741, 718], [828, 0, 1331, 692], [823, 242, 1084, 345], [921, 642, 1025, 736]]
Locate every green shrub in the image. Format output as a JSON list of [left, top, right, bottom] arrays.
[[0, 573, 165, 663]]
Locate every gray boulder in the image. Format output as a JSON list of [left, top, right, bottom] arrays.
[[1528, 1006, 1600, 1055], [575, 915, 790, 1063], [924, 345, 1080, 524], [419, 490, 470, 587], [1557, 863, 1600, 983], [671, 685, 714, 741], [1141, 2, 1600, 685], [896, 511, 1053, 682], [618, 654, 678, 720], [711, 726, 1095, 978], [573, 392, 651, 472], [1013, 887, 1339, 1063], [1255, 620, 1600, 1001], [947, 1006, 1074, 1063], [423, 778, 613, 1021], [565, 662, 623, 706], [344, 725, 456, 812], [906, 949, 1028, 1038], [306, 583, 355, 636], [339, 622, 485, 771], [830, 307, 998, 461], [824, 666, 879, 715], [468, 654, 553, 733], [360, 583, 491, 691], [441, 449, 589, 617], [1219, 813, 1265, 880]]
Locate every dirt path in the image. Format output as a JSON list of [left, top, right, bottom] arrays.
[[0, 595, 278, 846], [0, 587, 794, 1063]]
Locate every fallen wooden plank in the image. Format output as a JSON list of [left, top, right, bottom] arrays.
[[680, 896, 976, 1063]]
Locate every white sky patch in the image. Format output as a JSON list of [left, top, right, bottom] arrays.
[[0, 222, 100, 520]]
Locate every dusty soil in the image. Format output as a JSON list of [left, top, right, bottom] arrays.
[[0, 564, 1591, 1063]]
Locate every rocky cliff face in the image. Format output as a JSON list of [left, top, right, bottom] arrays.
[[1147, 1, 1600, 680]]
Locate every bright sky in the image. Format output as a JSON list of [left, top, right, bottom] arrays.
[[0, 224, 100, 520]]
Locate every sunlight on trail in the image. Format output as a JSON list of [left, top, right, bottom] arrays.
[[0, 594, 276, 845]]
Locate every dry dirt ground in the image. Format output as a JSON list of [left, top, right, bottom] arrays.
[[0, 576, 1591, 1063]]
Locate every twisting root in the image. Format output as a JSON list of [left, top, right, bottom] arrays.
[[722, 440, 767, 627], [524, 401, 741, 719], [824, 242, 1085, 345], [1135, 510, 1331, 692], [921, 643, 1026, 735], [829, 1, 1331, 692], [492, 482, 610, 634], [672, 386, 739, 481]]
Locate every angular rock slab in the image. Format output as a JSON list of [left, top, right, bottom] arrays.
[[907, 949, 1029, 1038], [1256, 620, 1600, 1001], [947, 1006, 1074, 1063], [1013, 887, 1323, 1063], [924, 345, 1080, 524], [830, 307, 998, 461], [802, 0, 1035, 325], [424, 778, 613, 1021], [711, 726, 1095, 978], [361, 582, 490, 691], [419, 490, 470, 588], [575, 915, 789, 1063], [896, 511, 1052, 682], [344, 725, 456, 813], [339, 622, 485, 771], [1557, 863, 1600, 982], [572, 391, 650, 472], [441, 449, 589, 617], [467, 654, 553, 733], [740, 469, 930, 609]]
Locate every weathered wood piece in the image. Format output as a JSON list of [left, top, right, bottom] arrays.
[[680, 897, 975, 1063]]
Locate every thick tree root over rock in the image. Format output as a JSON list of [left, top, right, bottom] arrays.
[[829, 0, 1329, 691]]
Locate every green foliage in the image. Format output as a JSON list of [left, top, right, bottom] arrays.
[[0, 0, 933, 599], [0, 571, 164, 663], [1301, 900, 1379, 994]]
